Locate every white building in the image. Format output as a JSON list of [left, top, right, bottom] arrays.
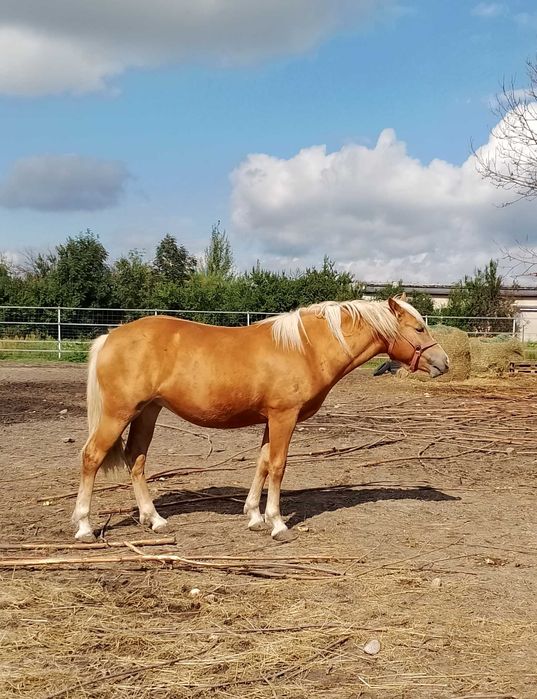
[[362, 284, 537, 341]]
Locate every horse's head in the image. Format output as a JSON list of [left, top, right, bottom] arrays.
[[386, 296, 449, 378]]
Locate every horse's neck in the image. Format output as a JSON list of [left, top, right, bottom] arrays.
[[302, 313, 385, 380]]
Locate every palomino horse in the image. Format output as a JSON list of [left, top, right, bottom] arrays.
[[72, 297, 449, 542]]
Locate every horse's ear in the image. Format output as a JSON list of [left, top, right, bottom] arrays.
[[399, 292, 407, 302], [388, 297, 404, 318]]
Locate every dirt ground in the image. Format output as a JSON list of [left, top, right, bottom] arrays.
[[1, 363, 537, 698]]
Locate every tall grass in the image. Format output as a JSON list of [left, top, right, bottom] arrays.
[[0, 334, 89, 362]]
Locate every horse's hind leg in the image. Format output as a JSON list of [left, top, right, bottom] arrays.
[[244, 426, 269, 531], [73, 415, 127, 542], [125, 403, 167, 532], [264, 410, 298, 542]]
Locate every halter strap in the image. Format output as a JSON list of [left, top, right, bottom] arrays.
[[388, 336, 438, 373]]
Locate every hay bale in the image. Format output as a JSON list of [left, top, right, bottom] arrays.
[[429, 324, 471, 381], [469, 336, 523, 376], [397, 324, 470, 382]]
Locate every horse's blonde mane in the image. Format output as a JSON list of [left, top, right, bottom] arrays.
[[259, 299, 422, 353]]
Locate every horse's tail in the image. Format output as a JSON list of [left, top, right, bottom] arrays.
[[85, 333, 127, 475]]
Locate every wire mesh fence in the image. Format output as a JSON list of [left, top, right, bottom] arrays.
[[424, 314, 519, 336], [0, 306, 277, 360], [0, 305, 522, 361]]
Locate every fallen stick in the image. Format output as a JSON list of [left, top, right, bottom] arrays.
[[287, 435, 402, 459], [37, 463, 253, 504], [0, 551, 343, 577], [156, 421, 213, 458], [94, 622, 390, 636], [97, 480, 446, 517], [0, 536, 175, 551], [98, 492, 245, 516]]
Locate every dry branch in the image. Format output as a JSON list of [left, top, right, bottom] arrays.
[[0, 548, 345, 578], [156, 421, 214, 458], [0, 536, 175, 551]]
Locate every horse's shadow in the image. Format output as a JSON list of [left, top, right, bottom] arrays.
[[111, 484, 459, 531]]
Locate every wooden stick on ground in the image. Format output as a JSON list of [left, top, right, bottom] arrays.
[[0, 536, 176, 551], [0, 550, 344, 577], [156, 421, 214, 458]]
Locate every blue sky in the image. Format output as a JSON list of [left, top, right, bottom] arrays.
[[0, 1, 536, 282]]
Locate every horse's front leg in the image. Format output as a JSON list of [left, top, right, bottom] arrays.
[[244, 426, 270, 531], [264, 409, 298, 542]]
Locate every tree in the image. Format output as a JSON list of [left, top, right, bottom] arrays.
[[111, 251, 156, 309], [153, 234, 196, 284], [200, 222, 234, 278], [0, 258, 13, 304], [51, 230, 112, 308], [474, 56, 537, 201], [443, 260, 515, 333], [294, 256, 358, 305]]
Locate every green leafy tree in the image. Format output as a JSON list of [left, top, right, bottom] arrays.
[[111, 251, 156, 309], [245, 266, 299, 313], [14, 249, 58, 307], [50, 230, 112, 308], [0, 258, 13, 304], [294, 256, 358, 305], [443, 260, 515, 332], [153, 234, 196, 285], [200, 222, 234, 278]]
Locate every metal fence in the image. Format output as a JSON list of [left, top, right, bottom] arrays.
[[0, 306, 277, 359], [0, 305, 522, 360]]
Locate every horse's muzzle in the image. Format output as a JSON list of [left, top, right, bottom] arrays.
[[428, 354, 449, 378]]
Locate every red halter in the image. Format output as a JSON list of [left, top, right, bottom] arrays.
[[388, 336, 438, 373]]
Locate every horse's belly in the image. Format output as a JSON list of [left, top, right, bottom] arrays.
[[157, 397, 266, 429]]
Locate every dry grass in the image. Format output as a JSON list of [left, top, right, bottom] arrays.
[[3, 366, 537, 698], [469, 337, 524, 377], [1, 548, 536, 698]]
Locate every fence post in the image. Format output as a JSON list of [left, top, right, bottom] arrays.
[[57, 307, 62, 360], [246, 312, 250, 326], [512, 317, 516, 338], [424, 315, 429, 326]]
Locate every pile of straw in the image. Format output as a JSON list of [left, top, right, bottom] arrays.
[[397, 324, 471, 382], [469, 335, 523, 376]]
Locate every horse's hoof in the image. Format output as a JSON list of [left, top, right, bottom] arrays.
[[75, 531, 96, 543], [272, 528, 298, 543], [151, 517, 168, 533], [248, 520, 269, 532]]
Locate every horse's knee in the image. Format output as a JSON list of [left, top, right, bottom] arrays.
[[268, 459, 286, 481], [259, 442, 270, 462]]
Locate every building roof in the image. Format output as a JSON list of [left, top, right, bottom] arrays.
[[363, 283, 537, 298]]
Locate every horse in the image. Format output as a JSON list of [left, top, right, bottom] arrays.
[[72, 296, 449, 543]]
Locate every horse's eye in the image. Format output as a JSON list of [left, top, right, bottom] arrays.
[[416, 327, 425, 333]]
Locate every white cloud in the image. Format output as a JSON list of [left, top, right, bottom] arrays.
[[230, 125, 537, 283], [514, 12, 537, 29], [472, 3, 506, 18], [0, 27, 122, 96], [0, 1, 394, 96], [0, 155, 130, 211]]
